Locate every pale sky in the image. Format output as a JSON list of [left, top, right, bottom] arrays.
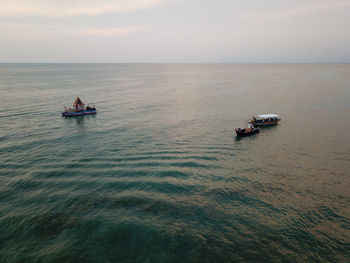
[[1, 0, 350, 63]]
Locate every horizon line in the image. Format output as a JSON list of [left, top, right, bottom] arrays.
[[0, 62, 349, 64]]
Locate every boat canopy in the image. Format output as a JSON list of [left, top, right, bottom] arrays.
[[257, 114, 279, 119]]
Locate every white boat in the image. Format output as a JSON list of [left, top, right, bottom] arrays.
[[249, 114, 281, 126]]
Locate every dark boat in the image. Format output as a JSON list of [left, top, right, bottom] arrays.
[[235, 126, 260, 137]]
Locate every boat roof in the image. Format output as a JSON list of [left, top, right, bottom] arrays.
[[257, 114, 279, 119]]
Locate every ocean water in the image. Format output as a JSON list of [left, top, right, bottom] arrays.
[[0, 63, 349, 263]]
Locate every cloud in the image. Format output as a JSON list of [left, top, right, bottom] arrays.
[[241, 0, 350, 19], [77, 26, 145, 37], [0, 23, 145, 37], [0, 0, 181, 17]]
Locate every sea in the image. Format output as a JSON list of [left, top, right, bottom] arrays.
[[0, 64, 349, 263]]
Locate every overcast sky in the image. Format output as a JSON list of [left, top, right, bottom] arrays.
[[1, 0, 350, 63]]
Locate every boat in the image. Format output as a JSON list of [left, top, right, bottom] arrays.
[[62, 97, 97, 117], [249, 114, 281, 126], [62, 108, 96, 117], [235, 125, 260, 137]]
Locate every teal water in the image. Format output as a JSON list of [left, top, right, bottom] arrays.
[[0, 64, 349, 262]]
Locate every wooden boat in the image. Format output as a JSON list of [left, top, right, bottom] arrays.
[[235, 126, 260, 137], [249, 114, 281, 126], [62, 109, 96, 117], [62, 97, 97, 117]]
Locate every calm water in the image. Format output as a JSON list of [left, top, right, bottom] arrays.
[[0, 64, 349, 262]]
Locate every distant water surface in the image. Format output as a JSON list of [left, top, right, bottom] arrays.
[[0, 64, 349, 262]]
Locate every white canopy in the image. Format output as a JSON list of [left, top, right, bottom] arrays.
[[257, 114, 279, 119]]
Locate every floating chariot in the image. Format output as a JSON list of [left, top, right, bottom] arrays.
[[62, 97, 96, 117], [249, 114, 281, 126], [235, 124, 260, 137]]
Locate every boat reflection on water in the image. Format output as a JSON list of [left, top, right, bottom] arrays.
[[63, 113, 96, 127]]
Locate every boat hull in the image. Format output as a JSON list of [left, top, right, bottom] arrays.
[[249, 119, 281, 126], [235, 129, 260, 137], [249, 121, 279, 126], [62, 110, 97, 117]]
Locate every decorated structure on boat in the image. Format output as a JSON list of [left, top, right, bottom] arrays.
[[62, 97, 96, 117], [249, 114, 281, 126]]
